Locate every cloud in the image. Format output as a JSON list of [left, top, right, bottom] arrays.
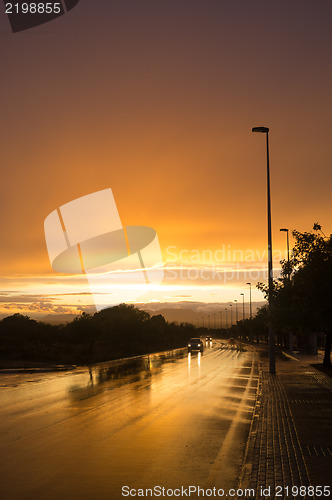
[[0, 293, 83, 316], [0, 294, 59, 303]]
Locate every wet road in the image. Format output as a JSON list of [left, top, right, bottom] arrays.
[[0, 340, 259, 500]]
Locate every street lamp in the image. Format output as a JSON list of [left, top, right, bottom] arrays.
[[280, 228, 290, 280], [246, 282, 252, 319], [252, 126, 275, 374], [229, 304, 233, 326], [225, 308, 228, 329], [219, 310, 223, 329], [234, 299, 238, 324], [240, 293, 245, 320]]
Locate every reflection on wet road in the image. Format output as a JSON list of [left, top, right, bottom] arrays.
[[0, 340, 259, 500]]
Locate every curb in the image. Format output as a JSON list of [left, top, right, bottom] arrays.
[[282, 351, 300, 361]]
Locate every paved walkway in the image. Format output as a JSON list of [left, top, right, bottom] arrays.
[[237, 354, 332, 499]]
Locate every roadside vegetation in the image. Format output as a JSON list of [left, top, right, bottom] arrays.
[[0, 306, 196, 367], [236, 223, 332, 367]]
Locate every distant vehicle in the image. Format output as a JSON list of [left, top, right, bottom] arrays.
[[205, 336, 212, 342], [187, 338, 204, 352], [229, 338, 236, 345]]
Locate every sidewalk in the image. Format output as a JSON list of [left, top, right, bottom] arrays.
[[237, 354, 332, 499]]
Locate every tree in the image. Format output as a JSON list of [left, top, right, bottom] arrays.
[[257, 223, 332, 366], [291, 224, 332, 366]]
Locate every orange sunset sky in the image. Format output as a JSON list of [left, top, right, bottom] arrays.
[[0, 1, 331, 318]]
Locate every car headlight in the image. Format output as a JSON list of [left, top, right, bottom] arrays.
[[198, 344, 201, 347], [188, 344, 191, 347]]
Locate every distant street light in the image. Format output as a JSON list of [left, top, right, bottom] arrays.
[[252, 126, 275, 374], [229, 304, 233, 326], [234, 299, 238, 324], [240, 293, 245, 320], [246, 282, 252, 319], [280, 228, 290, 280], [219, 310, 223, 329], [225, 308, 228, 329]]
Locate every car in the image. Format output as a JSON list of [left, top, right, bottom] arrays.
[[229, 337, 236, 346], [205, 336, 212, 342], [187, 338, 204, 352]]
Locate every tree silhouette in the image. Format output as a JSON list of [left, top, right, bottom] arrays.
[[258, 223, 331, 365], [0, 305, 198, 366]]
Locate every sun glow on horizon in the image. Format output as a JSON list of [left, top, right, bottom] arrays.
[[0, 261, 269, 318]]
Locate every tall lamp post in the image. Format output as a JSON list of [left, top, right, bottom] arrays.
[[219, 310, 223, 330], [246, 282, 253, 343], [230, 304, 233, 327], [280, 227, 292, 352], [225, 308, 228, 329], [252, 126, 275, 374], [280, 228, 290, 280], [240, 293, 245, 320], [234, 299, 238, 324], [246, 282, 252, 319]]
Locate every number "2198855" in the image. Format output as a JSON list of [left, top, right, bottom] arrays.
[[5, 3, 62, 14]]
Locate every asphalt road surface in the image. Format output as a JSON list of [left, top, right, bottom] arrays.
[[0, 340, 259, 500]]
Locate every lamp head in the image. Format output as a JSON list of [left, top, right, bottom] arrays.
[[252, 126, 269, 133], [280, 228, 288, 232]]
